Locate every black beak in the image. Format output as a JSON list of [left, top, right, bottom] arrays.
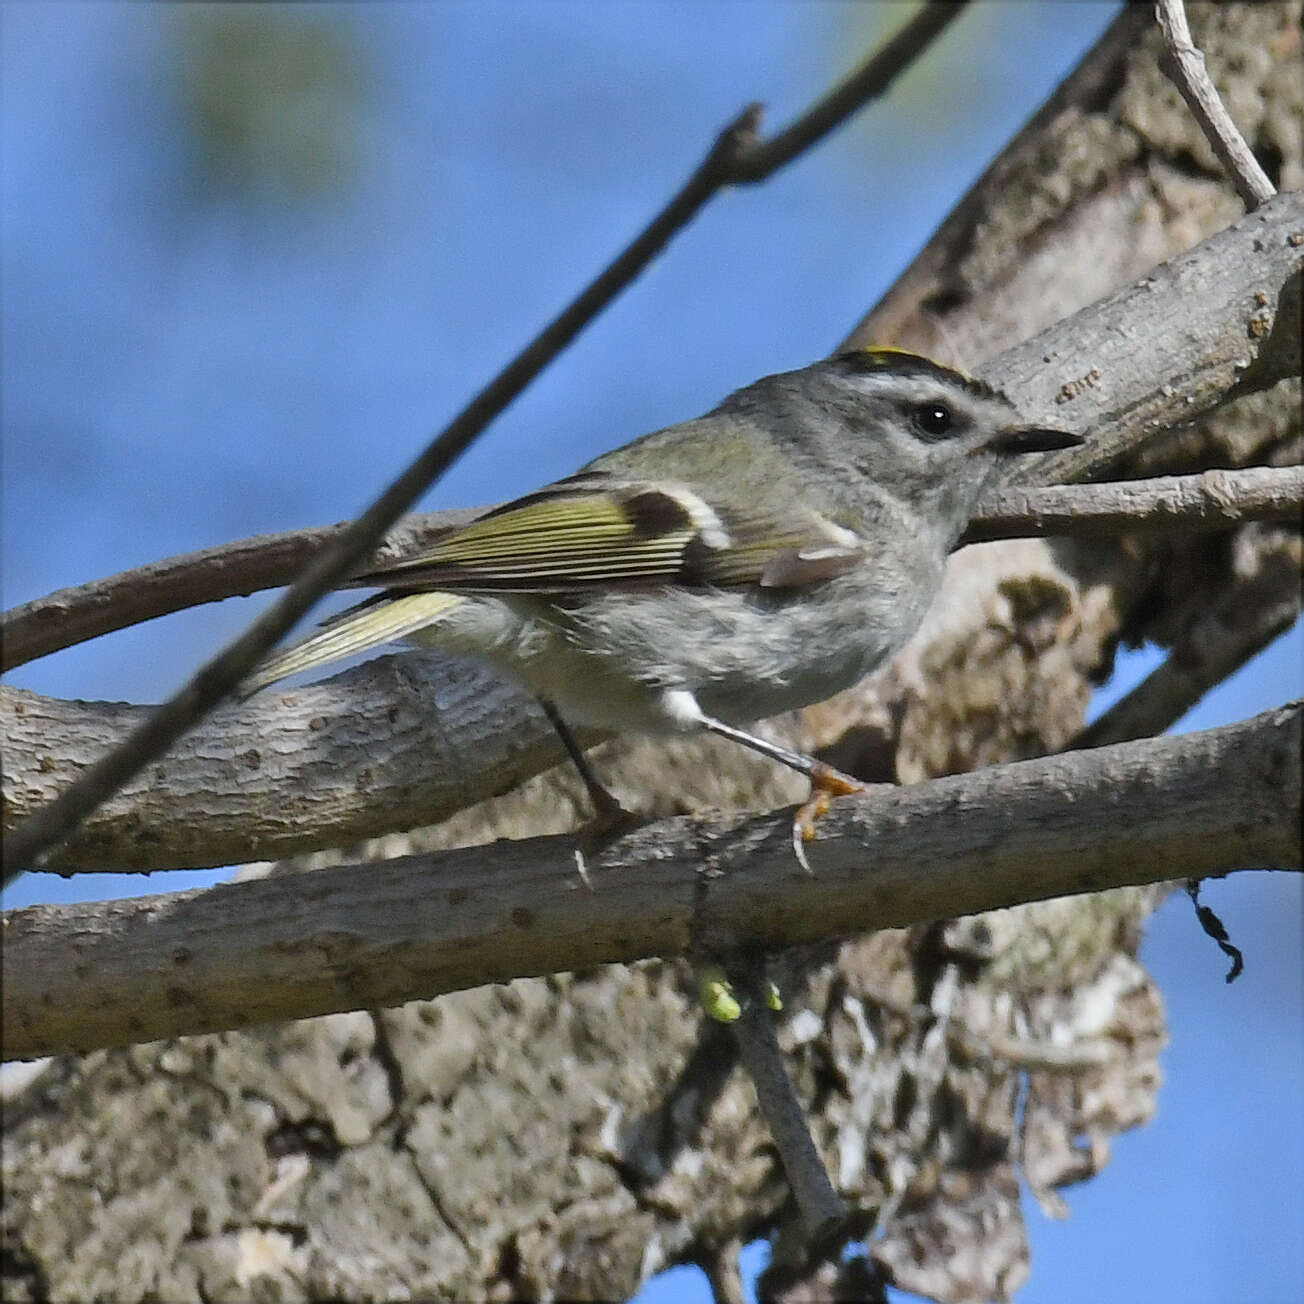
[[994, 426, 1083, 454]]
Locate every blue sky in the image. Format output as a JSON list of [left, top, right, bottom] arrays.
[[3, 5, 1299, 1301]]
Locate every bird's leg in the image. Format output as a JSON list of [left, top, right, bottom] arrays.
[[539, 699, 637, 833], [696, 714, 864, 873]]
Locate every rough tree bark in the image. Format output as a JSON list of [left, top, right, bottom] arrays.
[[3, 6, 1300, 1302]]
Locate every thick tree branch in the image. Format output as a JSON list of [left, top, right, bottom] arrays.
[[1, 656, 580, 873], [4, 703, 1298, 1060], [1155, 0, 1276, 210], [996, 191, 1301, 487], [1, 1, 967, 879]]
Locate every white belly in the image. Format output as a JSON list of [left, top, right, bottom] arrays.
[[416, 550, 942, 733]]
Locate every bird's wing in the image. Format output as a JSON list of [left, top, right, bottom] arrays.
[[239, 476, 867, 696], [351, 473, 866, 594]]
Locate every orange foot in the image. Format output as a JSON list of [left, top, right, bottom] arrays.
[[792, 761, 864, 874]]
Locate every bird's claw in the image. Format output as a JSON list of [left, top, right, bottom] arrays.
[[791, 762, 864, 874]]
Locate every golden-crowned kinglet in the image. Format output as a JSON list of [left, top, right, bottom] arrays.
[[242, 349, 1080, 860]]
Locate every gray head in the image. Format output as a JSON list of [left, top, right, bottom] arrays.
[[727, 348, 1080, 534]]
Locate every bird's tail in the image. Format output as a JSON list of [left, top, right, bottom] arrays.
[[237, 591, 464, 697]]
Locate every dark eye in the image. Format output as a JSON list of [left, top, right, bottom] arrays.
[[913, 402, 953, 437]]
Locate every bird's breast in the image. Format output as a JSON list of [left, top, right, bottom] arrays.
[[531, 549, 943, 730]]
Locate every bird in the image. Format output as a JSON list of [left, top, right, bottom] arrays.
[[240, 348, 1080, 865]]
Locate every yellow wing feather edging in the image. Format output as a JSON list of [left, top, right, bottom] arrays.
[[238, 591, 464, 696]]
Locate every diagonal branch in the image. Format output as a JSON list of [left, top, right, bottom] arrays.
[[1155, 0, 1276, 210], [0, 2, 968, 879], [4, 703, 1298, 1061], [731, 1, 966, 181], [0, 510, 479, 674], [1073, 525, 1302, 749], [0, 106, 757, 879]]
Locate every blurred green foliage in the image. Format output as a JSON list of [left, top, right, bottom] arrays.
[[171, 7, 366, 201]]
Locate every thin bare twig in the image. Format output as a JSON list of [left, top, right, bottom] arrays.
[[965, 465, 1304, 543], [1154, 0, 1275, 209], [7, 465, 1296, 674], [728, 959, 847, 1243], [701, 1240, 748, 1304], [0, 512, 475, 673], [733, 2, 966, 181], [2, 3, 965, 880], [1074, 528, 1301, 750]]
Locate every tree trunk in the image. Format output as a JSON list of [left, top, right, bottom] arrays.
[[3, 6, 1299, 1302]]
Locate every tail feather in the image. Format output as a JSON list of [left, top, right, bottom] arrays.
[[238, 591, 463, 697]]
